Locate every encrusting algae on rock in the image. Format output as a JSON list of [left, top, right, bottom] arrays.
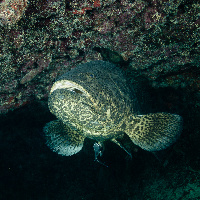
[[43, 61, 183, 162], [0, 0, 28, 26]]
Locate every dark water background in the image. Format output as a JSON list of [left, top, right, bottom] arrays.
[[0, 83, 200, 200]]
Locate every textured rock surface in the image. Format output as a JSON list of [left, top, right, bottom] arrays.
[[0, 0, 28, 26], [0, 0, 199, 114]]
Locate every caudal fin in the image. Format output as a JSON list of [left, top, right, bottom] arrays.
[[126, 113, 182, 151]]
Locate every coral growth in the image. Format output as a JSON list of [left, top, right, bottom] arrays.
[[0, 0, 199, 113], [0, 0, 28, 26]]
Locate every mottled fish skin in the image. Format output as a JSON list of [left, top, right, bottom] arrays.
[[44, 60, 182, 156], [48, 61, 138, 141], [125, 113, 182, 151], [44, 120, 85, 156]]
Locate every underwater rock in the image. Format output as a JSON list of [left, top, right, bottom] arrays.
[[0, 0, 199, 114], [0, 0, 28, 26]]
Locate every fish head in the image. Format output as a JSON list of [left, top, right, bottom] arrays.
[[48, 61, 134, 140], [48, 79, 117, 139]]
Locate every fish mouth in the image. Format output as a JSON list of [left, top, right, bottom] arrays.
[[50, 80, 99, 111], [50, 80, 88, 96]]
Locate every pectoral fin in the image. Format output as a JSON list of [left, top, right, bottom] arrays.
[[126, 113, 182, 151], [43, 120, 85, 156]]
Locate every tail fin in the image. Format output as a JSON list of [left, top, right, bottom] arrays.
[[126, 113, 182, 151]]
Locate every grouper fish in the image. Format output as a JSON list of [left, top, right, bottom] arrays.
[[44, 60, 182, 161]]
